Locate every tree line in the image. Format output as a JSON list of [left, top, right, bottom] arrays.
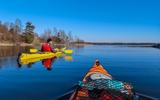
[[40, 27, 84, 44], [0, 19, 84, 44], [0, 19, 35, 43]]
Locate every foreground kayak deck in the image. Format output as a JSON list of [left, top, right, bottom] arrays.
[[57, 60, 158, 100], [69, 60, 134, 100]]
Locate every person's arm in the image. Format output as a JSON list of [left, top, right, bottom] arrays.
[[41, 44, 44, 52], [41, 45, 43, 52], [51, 48, 53, 52], [49, 45, 54, 52]]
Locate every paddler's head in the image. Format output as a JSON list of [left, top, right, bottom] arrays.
[[47, 38, 52, 45], [95, 60, 100, 66]]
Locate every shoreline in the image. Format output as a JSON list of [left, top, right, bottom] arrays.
[[0, 42, 160, 49], [0, 43, 33, 47], [73, 42, 160, 48]]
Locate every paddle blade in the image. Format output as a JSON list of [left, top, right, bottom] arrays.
[[62, 47, 66, 51], [64, 56, 73, 61], [64, 50, 73, 54], [54, 48, 59, 51], [30, 49, 38, 53]]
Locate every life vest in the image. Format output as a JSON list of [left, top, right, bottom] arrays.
[[41, 43, 52, 52], [42, 58, 52, 69]]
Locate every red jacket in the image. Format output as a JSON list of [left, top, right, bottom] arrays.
[[42, 58, 52, 68], [41, 43, 53, 52], [42, 58, 55, 71]]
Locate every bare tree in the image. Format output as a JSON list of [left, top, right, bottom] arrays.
[[68, 31, 73, 42], [14, 19, 22, 34], [53, 27, 57, 36], [42, 29, 52, 40]]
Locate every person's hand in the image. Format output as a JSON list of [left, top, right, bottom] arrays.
[[52, 50, 56, 53]]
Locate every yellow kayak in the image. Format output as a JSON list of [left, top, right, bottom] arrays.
[[19, 57, 53, 65], [19, 52, 63, 61], [18, 48, 73, 65]]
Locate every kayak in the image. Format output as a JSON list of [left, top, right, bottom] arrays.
[[58, 60, 158, 100], [19, 56, 56, 65], [69, 60, 134, 100], [19, 52, 63, 61], [19, 54, 72, 65]]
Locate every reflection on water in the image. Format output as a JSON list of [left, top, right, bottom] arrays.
[[42, 58, 56, 71], [0, 45, 160, 100], [0, 46, 34, 69], [0, 46, 32, 57], [17, 55, 73, 71], [18, 54, 73, 64], [64, 55, 73, 61], [17, 57, 57, 71]]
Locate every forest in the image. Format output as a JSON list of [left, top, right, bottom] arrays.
[[0, 19, 84, 45]]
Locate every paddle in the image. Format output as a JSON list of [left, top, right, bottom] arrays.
[[30, 49, 38, 53], [29, 48, 73, 54], [64, 55, 73, 61], [63, 49, 73, 54], [54, 47, 73, 54]]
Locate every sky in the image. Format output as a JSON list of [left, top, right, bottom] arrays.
[[0, 0, 159, 43]]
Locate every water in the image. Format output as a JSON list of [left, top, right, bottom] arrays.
[[0, 45, 160, 100]]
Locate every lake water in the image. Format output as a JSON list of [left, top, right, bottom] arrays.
[[0, 45, 160, 100]]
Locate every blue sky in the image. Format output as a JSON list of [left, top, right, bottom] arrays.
[[0, 0, 159, 42]]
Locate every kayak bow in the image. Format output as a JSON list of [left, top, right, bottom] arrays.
[[58, 60, 158, 100], [69, 60, 134, 100]]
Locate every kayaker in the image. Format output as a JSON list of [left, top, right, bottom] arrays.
[[41, 38, 54, 52]]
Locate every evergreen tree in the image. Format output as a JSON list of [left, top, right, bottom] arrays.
[[23, 22, 35, 43]]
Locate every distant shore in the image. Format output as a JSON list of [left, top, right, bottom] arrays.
[[73, 42, 160, 48], [0, 42, 160, 49]]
